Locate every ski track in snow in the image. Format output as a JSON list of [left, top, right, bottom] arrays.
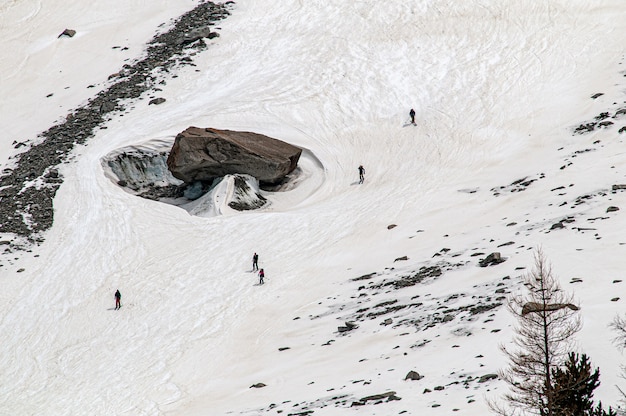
[[1, 0, 626, 415]]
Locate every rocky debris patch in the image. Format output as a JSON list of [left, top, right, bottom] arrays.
[[0, 1, 231, 246], [351, 391, 401, 406], [491, 175, 543, 196], [166, 127, 302, 184]]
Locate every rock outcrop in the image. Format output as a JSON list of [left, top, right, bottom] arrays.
[[167, 127, 302, 184]]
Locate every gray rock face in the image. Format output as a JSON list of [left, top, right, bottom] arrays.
[[167, 127, 302, 183]]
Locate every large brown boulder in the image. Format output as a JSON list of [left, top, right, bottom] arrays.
[[167, 127, 302, 183]]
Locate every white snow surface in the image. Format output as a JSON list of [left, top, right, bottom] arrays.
[[2, 0, 626, 415]]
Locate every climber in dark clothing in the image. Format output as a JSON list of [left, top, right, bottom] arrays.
[[115, 290, 121, 310], [252, 253, 259, 271], [258, 269, 265, 285], [409, 108, 416, 124], [358, 165, 365, 184]]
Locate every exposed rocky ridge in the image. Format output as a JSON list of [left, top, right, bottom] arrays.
[[0, 1, 232, 245]]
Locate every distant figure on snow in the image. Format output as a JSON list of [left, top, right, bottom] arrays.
[[409, 108, 416, 125], [114, 290, 121, 310], [252, 252, 259, 271], [358, 165, 365, 184], [258, 268, 265, 285]]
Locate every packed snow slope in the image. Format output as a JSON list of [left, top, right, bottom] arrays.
[[1, 0, 626, 415]]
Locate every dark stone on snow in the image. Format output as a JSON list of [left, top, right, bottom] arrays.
[[478, 374, 498, 383], [149, 97, 166, 105], [478, 252, 505, 267], [249, 383, 266, 388], [351, 391, 401, 406], [405, 370, 424, 381], [58, 29, 76, 38], [607, 206, 619, 213], [338, 321, 358, 333]]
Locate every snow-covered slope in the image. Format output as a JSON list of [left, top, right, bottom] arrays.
[[1, 0, 626, 415]]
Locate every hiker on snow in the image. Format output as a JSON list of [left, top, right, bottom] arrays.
[[252, 252, 259, 271], [409, 108, 416, 124], [258, 268, 265, 285], [358, 165, 365, 184], [115, 290, 121, 310]]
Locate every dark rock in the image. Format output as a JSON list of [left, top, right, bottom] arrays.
[[58, 29, 76, 38], [550, 221, 565, 230], [175, 25, 214, 46], [167, 127, 302, 183], [338, 321, 358, 333], [250, 383, 266, 388], [613, 184, 626, 191], [394, 256, 408, 262], [607, 206, 620, 213], [478, 374, 498, 383], [387, 224, 397, 229], [352, 391, 401, 406], [99, 101, 116, 114], [405, 370, 424, 381], [149, 97, 166, 105], [478, 252, 505, 267], [591, 93, 604, 99], [619, 126, 626, 134]]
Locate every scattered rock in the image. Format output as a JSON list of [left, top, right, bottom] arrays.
[[551, 221, 565, 230], [387, 224, 397, 230], [250, 383, 266, 388], [351, 391, 401, 406], [612, 184, 626, 191], [607, 206, 620, 213], [394, 256, 408, 262], [338, 321, 359, 333], [405, 370, 424, 381], [478, 252, 505, 267], [148, 97, 166, 105], [478, 374, 498, 383], [591, 93, 604, 99], [58, 29, 76, 38], [611, 297, 620, 302]]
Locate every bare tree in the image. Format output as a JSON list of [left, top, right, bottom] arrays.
[[493, 249, 582, 416], [610, 314, 626, 409]]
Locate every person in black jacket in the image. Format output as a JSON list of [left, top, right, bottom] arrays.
[[409, 108, 416, 124], [258, 269, 265, 285], [115, 290, 121, 310], [252, 253, 259, 271], [358, 165, 365, 184]]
